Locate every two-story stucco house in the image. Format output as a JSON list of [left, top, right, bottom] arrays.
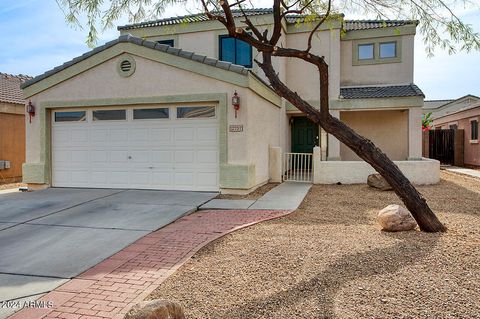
[[21, 8, 439, 193]]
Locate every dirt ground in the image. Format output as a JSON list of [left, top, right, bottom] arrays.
[[216, 183, 279, 200], [149, 171, 479, 319]]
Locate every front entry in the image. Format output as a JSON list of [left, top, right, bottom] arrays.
[[291, 117, 318, 153]]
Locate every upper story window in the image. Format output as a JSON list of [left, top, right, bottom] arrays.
[[379, 42, 397, 58], [358, 43, 374, 60], [157, 39, 174, 47], [219, 35, 252, 68], [470, 119, 479, 142], [353, 38, 401, 66]]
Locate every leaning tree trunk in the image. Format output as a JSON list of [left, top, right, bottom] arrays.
[[260, 53, 446, 233]]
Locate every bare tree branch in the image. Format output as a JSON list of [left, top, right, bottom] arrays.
[[306, 0, 332, 52]]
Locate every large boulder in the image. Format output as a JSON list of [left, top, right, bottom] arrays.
[[367, 173, 392, 191], [378, 204, 417, 232], [124, 299, 185, 319]]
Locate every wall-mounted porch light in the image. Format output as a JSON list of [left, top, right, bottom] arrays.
[[232, 91, 240, 118], [26, 100, 35, 123]]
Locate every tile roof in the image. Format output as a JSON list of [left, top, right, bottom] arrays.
[[21, 35, 249, 90], [118, 8, 273, 30], [118, 8, 417, 32], [340, 84, 424, 99], [0, 73, 32, 104], [343, 20, 417, 31]]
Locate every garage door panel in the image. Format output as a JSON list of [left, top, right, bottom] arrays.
[[91, 129, 108, 143], [174, 127, 194, 141], [174, 151, 194, 164], [130, 171, 151, 185], [151, 128, 172, 142], [71, 129, 89, 143], [152, 151, 173, 165], [70, 151, 89, 163], [197, 150, 219, 164], [92, 151, 108, 163], [130, 151, 149, 163], [109, 129, 129, 143], [130, 128, 150, 142], [110, 151, 129, 163], [197, 127, 218, 142], [91, 172, 107, 184], [71, 171, 89, 183], [110, 171, 130, 185], [52, 107, 219, 191]]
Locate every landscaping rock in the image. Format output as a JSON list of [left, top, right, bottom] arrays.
[[378, 204, 417, 232], [124, 299, 185, 319], [367, 173, 392, 191]]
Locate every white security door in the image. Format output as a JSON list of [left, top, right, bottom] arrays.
[[51, 106, 219, 191]]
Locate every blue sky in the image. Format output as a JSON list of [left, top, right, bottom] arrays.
[[1, 0, 479, 100]]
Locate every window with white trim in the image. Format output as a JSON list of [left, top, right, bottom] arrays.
[[471, 119, 478, 141]]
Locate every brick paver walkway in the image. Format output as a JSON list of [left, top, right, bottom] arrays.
[[10, 210, 289, 319]]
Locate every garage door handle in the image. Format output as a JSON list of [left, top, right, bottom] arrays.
[[128, 156, 132, 159]]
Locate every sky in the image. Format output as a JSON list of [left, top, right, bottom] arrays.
[[1, 0, 479, 100]]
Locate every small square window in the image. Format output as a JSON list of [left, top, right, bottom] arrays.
[[55, 111, 86, 122], [177, 106, 215, 119], [157, 39, 174, 47], [133, 108, 169, 120], [358, 44, 374, 60], [471, 120, 479, 140], [93, 110, 126, 121], [380, 42, 397, 58], [219, 35, 252, 68]]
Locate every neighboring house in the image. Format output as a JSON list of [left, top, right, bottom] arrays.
[[21, 9, 438, 193], [0, 73, 30, 184], [424, 95, 480, 166]]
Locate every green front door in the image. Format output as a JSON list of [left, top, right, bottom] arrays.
[[291, 117, 318, 153]]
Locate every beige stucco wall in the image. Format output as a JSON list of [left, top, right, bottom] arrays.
[[125, 16, 288, 85], [313, 155, 440, 185], [246, 89, 283, 184], [340, 34, 415, 86], [340, 110, 409, 161], [285, 29, 339, 101], [24, 50, 282, 189]]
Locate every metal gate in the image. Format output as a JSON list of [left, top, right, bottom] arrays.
[[283, 153, 313, 182], [428, 129, 456, 165]]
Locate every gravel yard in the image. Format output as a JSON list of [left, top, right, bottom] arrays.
[[148, 171, 480, 318]]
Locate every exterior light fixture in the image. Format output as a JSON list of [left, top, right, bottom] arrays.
[[232, 91, 240, 118], [26, 100, 35, 123]]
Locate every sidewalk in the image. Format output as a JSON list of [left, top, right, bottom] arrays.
[[200, 182, 312, 211], [9, 209, 289, 319], [444, 166, 480, 179]]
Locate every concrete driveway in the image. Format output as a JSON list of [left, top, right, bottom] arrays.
[[0, 188, 216, 317]]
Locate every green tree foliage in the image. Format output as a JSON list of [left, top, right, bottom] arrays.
[[56, 0, 480, 54]]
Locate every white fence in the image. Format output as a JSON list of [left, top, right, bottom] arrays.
[[283, 152, 313, 182]]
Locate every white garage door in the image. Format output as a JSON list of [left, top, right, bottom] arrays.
[[51, 105, 219, 191]]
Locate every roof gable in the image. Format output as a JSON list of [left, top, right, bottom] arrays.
[[1, 73, 32, 104], [428, 94, 480, 119], [22, 34, 249, 95], [21, 35, 280, 107]]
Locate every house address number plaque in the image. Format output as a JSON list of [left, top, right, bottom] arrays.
[[229, 125, 244, 132]]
